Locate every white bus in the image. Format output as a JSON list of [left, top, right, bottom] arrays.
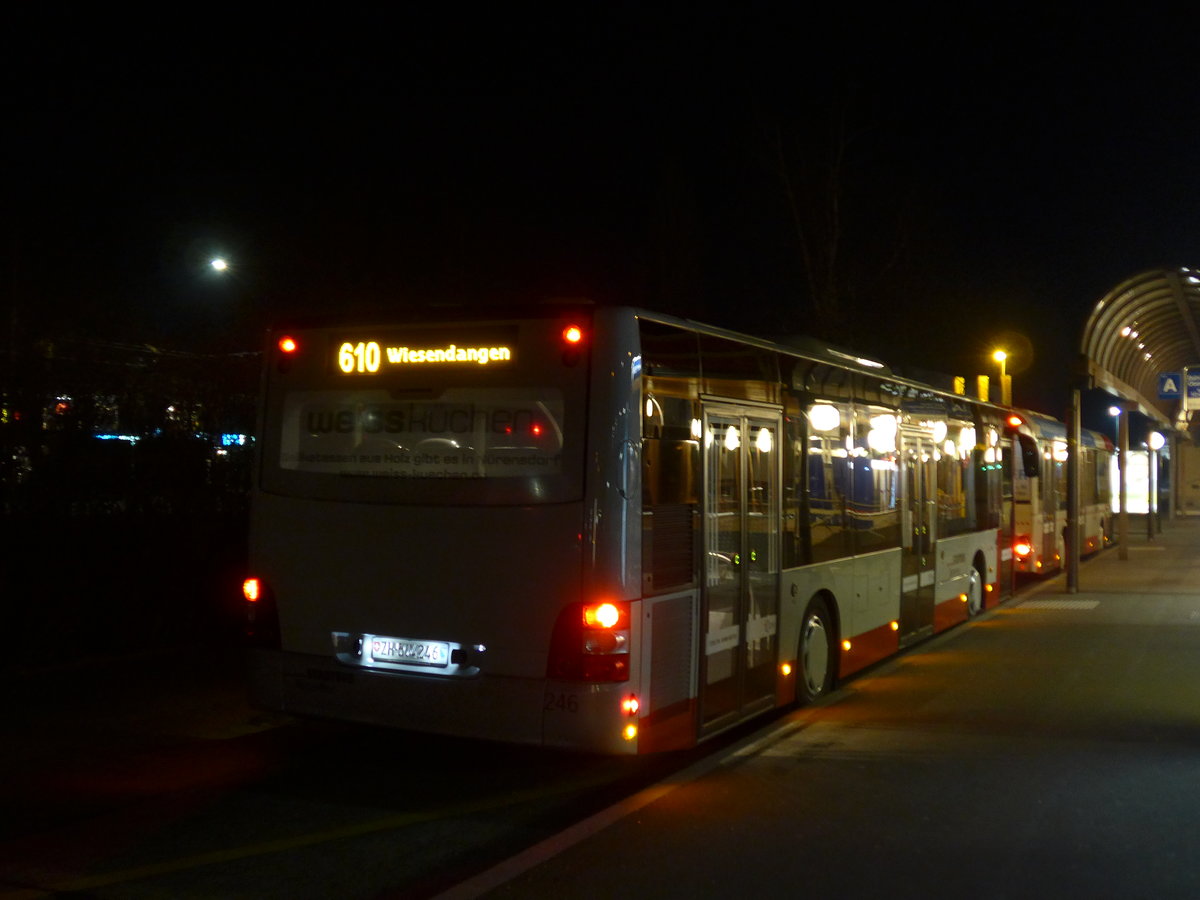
[[243, 306, 1011, 753], [1009, 409, 1113, 574]]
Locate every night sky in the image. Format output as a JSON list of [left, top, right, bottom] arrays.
[[7, 8, 1200, 412]]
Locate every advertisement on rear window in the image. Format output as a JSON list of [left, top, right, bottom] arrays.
[[279, 388, 564, 478]]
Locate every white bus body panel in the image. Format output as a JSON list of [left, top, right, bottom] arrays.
[[247, 494, 583, 744], [780, 551, 900, 653], [936, 530, 997, 598]]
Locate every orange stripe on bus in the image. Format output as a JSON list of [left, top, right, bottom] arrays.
[[838, 620, 900, 678]]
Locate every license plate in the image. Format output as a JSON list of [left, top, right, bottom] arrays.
[[369, 636, 450, 667]]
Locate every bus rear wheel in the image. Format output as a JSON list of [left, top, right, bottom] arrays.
[[966, 565, 984, 617], [798, 596, 835, 704]]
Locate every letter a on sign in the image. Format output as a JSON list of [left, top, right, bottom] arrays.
[[1159, 372, 1182, 399]]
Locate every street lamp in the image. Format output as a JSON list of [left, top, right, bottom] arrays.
[[210, 257, 229, 272], [992, 350, 1012, 406]]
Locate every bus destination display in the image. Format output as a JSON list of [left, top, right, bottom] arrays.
[[336, 338, 514, 374]]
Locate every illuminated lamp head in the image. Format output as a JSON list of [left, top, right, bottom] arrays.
[[809, 403, 841, 433]]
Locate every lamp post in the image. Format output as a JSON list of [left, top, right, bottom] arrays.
[[992, 350, 1012, 406]]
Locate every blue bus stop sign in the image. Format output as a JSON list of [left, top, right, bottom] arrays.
[[1159, 372, 1182, 399]]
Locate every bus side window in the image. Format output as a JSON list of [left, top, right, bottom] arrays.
[[1018, 434, 1039, 478], [850, 406, 900, 552], [642, 390, 699, 595], [805, 402, 852, 564]]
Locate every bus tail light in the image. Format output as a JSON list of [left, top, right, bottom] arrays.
[[560, 323, 587, 366], [1013, 537, 1034, 559], [547, 600, 631, 683], [243, 576, 281, 648], [274, 334, 300, 374]]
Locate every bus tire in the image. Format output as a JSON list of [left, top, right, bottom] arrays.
[[966, 562, 984, 617], [798, 596, 836, 704]]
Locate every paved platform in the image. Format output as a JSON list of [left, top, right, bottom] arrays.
[[449, 517, 1200, 899]]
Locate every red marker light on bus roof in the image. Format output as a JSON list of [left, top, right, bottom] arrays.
[[278, 336, 298, 354], [563, 324, 584, 345]]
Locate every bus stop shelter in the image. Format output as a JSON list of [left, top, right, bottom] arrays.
[[1080, 267, 1200, 431], [1076, 268, 1200, 575]]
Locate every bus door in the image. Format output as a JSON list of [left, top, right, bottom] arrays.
[[899, 427, 937, 646], [700, 404, 781, 735]]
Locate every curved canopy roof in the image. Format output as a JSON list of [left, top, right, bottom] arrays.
[[1080, 268, 1200, 428]]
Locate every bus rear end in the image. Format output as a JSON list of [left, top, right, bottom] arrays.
[[244, 308, 644, 753]]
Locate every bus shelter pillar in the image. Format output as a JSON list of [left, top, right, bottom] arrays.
[[1118, 401, 1130, 561], [1167, 432, 1177, 521], [1066, 390, 1081, 593], [1148, 439, 1160, 539]]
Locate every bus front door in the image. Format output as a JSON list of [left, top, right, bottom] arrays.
[[900, 428, 937, 646], [700, 406, 782, 735]]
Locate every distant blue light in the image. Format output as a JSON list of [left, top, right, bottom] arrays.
[[220, 433, 250, 447], [95, 433, 140, 443]]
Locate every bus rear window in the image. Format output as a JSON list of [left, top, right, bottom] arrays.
[[280, 387, 565, 479]]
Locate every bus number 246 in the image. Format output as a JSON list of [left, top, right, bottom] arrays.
[[544, 692, 578, 713]]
